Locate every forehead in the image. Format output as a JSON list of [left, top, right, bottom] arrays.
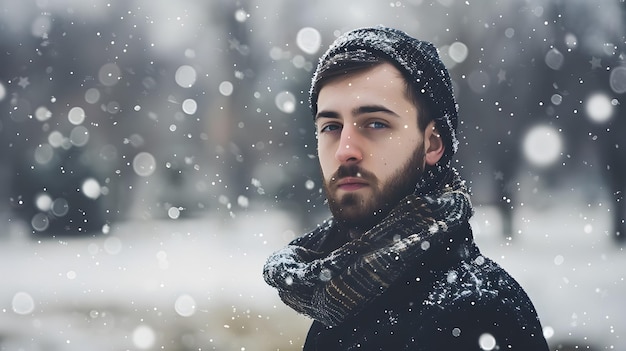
[[316, 62, 416, 115]]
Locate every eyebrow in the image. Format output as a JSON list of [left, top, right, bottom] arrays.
[[315, 104, 400, 121]]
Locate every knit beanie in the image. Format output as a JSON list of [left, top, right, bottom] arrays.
[[310, 25, 459, 167]]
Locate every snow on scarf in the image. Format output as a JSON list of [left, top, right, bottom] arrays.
[[263, 167, 473, 327]]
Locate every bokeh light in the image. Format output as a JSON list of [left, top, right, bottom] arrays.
[[523, 125, 562, 167], [585, 93, 614, 123]]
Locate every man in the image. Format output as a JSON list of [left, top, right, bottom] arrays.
[[263, 25, 550, 350]]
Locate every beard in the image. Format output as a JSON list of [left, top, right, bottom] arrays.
[[323, 144, 425, 231]]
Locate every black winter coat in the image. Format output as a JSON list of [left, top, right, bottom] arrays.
[[303, 223, 550, 351]]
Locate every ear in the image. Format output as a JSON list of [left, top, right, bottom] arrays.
[[424, 121, 445, 166]]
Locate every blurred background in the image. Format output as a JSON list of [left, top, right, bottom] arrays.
[[0, 0, 624, 350]]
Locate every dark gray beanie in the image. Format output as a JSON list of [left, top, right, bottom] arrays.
[[310, 25, 459, 166]]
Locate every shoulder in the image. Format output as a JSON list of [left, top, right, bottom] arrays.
[[418, 256, 549, 350], [425, 254, 530, 306], [424, 254, 541, 324]]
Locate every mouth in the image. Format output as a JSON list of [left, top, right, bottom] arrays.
[[335, 177, 369, 191]]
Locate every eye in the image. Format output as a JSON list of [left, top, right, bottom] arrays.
[[320, 123, 342, 133], [366, 121, 388, 129]]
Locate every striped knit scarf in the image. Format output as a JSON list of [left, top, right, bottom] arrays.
[[262, 167, 472, 327]]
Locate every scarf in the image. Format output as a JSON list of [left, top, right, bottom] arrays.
[[262, 167, 473, 327]]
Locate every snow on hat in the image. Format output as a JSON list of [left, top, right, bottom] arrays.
[[310, 25, 459, 166]]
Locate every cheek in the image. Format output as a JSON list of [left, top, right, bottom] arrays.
[[376, 142, 418, 174], [320, 162, 333, 180], [317, 146, 335, 178]]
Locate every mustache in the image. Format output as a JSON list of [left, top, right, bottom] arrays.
[[330, 164, 377, 184]]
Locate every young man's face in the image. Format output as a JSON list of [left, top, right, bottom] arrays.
[[315, 62, 429, 230]]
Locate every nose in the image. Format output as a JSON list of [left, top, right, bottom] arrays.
[[335, 124, 363, 164]]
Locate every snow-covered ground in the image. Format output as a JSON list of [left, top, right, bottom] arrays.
[[0, 210, 311, 351], [0, 193, 624, 350]]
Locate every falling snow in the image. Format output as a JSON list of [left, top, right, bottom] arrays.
[[0, 0, 624, 350]]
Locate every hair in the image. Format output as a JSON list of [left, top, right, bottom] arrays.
[[311, 50, 433, 132]]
